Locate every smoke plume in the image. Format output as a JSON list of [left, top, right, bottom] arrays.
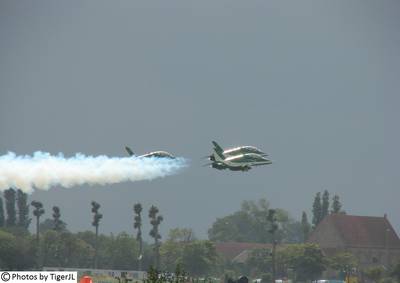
[[0, 151, 187, 193]]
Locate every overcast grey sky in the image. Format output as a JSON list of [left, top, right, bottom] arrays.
[[1, 1, 399, 239]]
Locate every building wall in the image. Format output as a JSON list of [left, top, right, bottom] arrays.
[[308, 217, 400, 269], [317, 246, 400, 269], [346, 247, 400, 268]]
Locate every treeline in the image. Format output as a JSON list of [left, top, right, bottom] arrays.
[[208, 191, 344, 244], [208, 196, 400, 282], [0, 225, 217, 275], [208, 199, 303, 243], [0, 188, 31, 231], [239, 244, 400, 283], [0, 187, 349, 278], [0, 188, 217, 275]]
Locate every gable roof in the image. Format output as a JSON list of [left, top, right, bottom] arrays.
[[215, 242, 272, 261], [233, 249, 254, 263], [310, 214, 400, 249]]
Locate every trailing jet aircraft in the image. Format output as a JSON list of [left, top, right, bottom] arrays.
[[206, 141, 272, 171], [207, 141, 267, 161], [125, 146, 175, 159]]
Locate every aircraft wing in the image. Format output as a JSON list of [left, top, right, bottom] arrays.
[[251, 161, 272, 166]]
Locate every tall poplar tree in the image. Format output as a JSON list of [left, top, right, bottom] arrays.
[[91, 201, 102, 269], [267, 209, 279, 283], [4, 188, 16, 227], [31, 201, 45, 243], [301, 211, 311, 242], [133, 203, 143, 270], [17, 189, 30, 230], [149, 205, 163, 269], [0, 196, 4, 227], [321, 190, 330, 220], [331, 194, 343, 214], [312, 192, 322, 228], [52, 206, 64, 232]]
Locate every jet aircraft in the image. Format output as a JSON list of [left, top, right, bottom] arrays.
[[207, 141, 268, 161], [125, 146, 175, 159], [206, 141, 272, 171]]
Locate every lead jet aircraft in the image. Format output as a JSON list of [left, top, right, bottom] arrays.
[[125, 146, 175, 159], [206, 141, 272, 171], [207, 141, 268, 161]]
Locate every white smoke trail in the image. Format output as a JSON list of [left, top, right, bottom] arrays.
[[0, 151, 187, 193]]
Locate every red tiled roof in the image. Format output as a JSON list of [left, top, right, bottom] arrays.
[[215, 242, 272, 260], [318, 214, 400, 248]]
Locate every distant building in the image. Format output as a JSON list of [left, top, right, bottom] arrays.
[[308, 214, 400, 268], [215, 242, 273, 263]]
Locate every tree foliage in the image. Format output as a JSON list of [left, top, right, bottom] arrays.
[[321, 190, 330, 220], [41, 230, 94, 268], [364, 266, 385, 283], [17, 189, 30, 230], [0, 229, 18, 269], [4, 188, 17, 227], [52, 206, 66, 232], [180, 240, 217, 277], [91, 201, 102, 228], [312, 192, 322, 228], [160, 228, 197, 272], [168, 228, 195, 243], [91, 201, 102, 269], [149, 205, 163, 269], [301, 211, 311, 242], [134, 203, 143, 269], [0, 230, 36, 270], [281, 243, 326, 281], [133, 203, 143, 241], [246, 248, 273, 276], [208, 199, 302, 244], [328, 252, 358, 281], [31, 201, 45, 217], [391, 261, 400, 283], [0, 193, 355, 277], [331, 194, 343, 214], [160, 228, 216, 276], [149, 206, 163, 243], [246, 243, 326, 280], [31, 200, 45, 243], [106, 232, 139, 270], [40, 218, 66, 234], [0, 196, 4, 228], [160, 237, 183, 271], [75, 230, 154, 270]]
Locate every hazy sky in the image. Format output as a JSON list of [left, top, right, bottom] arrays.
[[1, 1, 399, 240]]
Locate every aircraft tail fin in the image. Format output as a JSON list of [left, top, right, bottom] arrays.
[[212, 141, 224, 153], [125, 146, 135, 156], [212, 141, 225, 161]]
